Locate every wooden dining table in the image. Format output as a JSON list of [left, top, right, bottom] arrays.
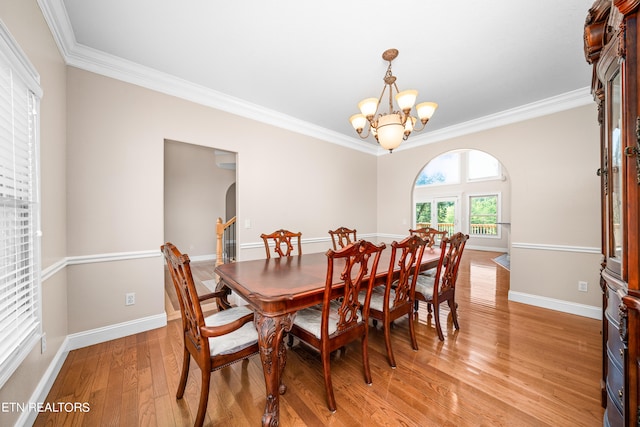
[[214, 246, 442, 426]]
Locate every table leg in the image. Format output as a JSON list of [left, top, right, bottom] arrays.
[[255, 312, 294, 427]]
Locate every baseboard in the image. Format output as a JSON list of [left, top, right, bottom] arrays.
[[508, 291, 601, 320], [18, 313, 167, 426], [66, 313, 167, 351], [19, 336, 71, 427]]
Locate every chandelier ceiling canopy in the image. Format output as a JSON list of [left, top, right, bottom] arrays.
[[349, 49, 438, 153]]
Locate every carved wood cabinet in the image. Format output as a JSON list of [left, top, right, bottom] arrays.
[[584, 1, 640, 425]]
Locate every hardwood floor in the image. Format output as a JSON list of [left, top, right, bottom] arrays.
[[34, 250, 604, 426]]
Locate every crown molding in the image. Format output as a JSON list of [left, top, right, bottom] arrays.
[[38, 0, 593, 157], [390, 87, 594, 154]]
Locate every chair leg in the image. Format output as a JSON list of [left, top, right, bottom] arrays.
[[408, 310, 418, 351], [448, 298, 460, 330], [433, 303, 445, 341], [177, 348, 190, 399], [361, 335, 372, 385], [322, 349, 337, 412], [195, 369, 211, 427], [383, 318, 396, 368]]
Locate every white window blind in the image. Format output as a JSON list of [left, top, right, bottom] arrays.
[[0, 21, 42, 389]]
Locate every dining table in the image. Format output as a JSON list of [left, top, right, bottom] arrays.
[[214, 245, 442, 426]]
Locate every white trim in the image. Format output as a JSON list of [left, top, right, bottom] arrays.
[[511, 242, 601, 254], [66, 250, 161, 265], [188, 253, 216, 263], [467, 244, 509, 253], [37, 0, 592, 156], [0, 18, 42, 97], [17, 312, 166, 427], [393, 88, 594, 153], [17, 336, 70, 427], [41, 258, 67, 282], [66, 313, 167, 351], [508, 291, 601, 320], [240, 234, 378, 251]]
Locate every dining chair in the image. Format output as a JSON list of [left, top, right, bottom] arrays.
[[414, 232, 469, 341], [328, 226, 357, 250], [359, 234, 427, 367], [287, 239, 385, 412], [161, 243, 260, 427], [409, 227, 448, 280], [409, 226, 447, 250], [260, 229, 302, 259]]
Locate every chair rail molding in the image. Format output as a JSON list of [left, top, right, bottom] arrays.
[[511, 242, 601, 254], [41, 250, 163, 282]]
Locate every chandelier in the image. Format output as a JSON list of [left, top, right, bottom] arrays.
[[349, 48, 438, 153]]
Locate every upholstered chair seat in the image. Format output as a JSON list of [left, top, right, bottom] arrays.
[[205, 306, 258, 355], [414, 275, 435, 300], [292, 300, 364, 339]]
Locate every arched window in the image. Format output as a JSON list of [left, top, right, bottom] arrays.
[[414, 150, 509, 243]]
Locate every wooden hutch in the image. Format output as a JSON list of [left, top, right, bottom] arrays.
[[584, 1, 640, 425]]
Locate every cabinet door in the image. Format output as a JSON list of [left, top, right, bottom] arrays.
[[607, 71, 624, 277]]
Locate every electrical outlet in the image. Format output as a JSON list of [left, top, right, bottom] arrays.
[[125, 292, 136, 306], [41, 333, 46, 353], [578, 281, 588, 292]]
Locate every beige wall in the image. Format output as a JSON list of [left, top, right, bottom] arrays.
[[0, 1, 68, 426], [65, 65, 379, 333], [163, 140, 236, 259], [378, 105, 602, 308]]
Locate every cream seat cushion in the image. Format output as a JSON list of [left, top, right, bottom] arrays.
[[414, 275, 435, 299], [293, 301, 363, 339], [204, 305, 258, 356]]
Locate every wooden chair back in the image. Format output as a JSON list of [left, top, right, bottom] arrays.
[[414, 232, 469, 340], [409, 226, 447, 249], [367, 234, 427, 367], [163, 243, 207, 352], [287, 239, 385, 412], [387, 234, 428, 309], [324, 240, 384, 337], [162, 242, 259, 427], [260, 229, 302, 259], [432, 232, 468, 299], [328, 226, 357, 250]]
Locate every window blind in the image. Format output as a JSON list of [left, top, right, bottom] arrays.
[[0, 24, 42, 388]]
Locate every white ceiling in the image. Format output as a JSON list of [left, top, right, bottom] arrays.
[[41, 0, 596, 154]]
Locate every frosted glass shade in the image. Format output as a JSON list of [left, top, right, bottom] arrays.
[[376, 114, 404, 152], [358, 98, 379, 117], [416, 102, 438, 120], [349, 114, 367, 132], [404, 116, 416, 133], [395, 90, 418, 111]]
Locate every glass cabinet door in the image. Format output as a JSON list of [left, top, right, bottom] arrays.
[[608, 71, 623, 276]]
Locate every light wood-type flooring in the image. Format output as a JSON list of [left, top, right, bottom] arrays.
[[34, 250, 604, 426]]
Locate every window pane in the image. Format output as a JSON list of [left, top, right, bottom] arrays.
[[416, 152, 460, 186], [468, 150, 500, 180], [415, 202, 431, 227], [0, 23, 41, 389], [469, 195, 498, 236]]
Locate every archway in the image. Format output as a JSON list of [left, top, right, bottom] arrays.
[[412, 149, 511, 268]]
